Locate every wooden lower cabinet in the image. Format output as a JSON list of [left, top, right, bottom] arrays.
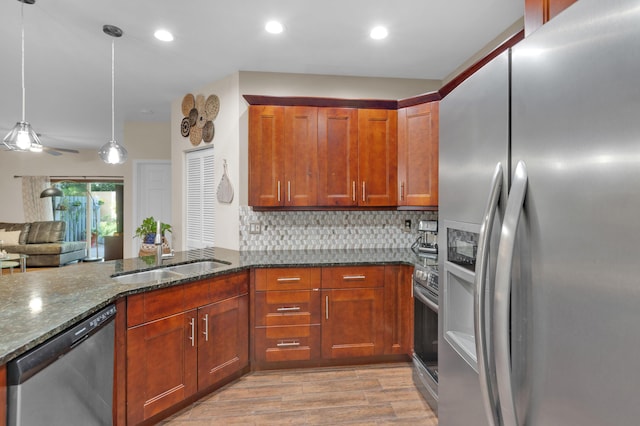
[[383, 265, 414, 355], [321, 266, 385, 359], [253, 265, 411, 369], [252, 268, 322, 367], [197, 294, 249, 389], [126, 272, 249, 425], [127, 311, 198, 423]]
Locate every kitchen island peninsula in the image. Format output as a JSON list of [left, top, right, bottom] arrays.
[[0, 247, 420, 425]]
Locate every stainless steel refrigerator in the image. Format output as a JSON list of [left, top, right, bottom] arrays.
[[438, 0, 640, 424]]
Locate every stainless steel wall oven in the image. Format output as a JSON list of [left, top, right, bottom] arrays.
[[412, 258, 439, 414]]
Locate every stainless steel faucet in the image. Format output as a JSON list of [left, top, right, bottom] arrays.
[[155, 221, 163, 266]]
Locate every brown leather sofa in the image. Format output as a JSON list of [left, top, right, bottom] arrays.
[[0, 221, 86, 267]]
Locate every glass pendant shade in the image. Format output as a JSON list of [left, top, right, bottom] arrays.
[[3, 121, 41, 151], [98, 139, 127, 165]]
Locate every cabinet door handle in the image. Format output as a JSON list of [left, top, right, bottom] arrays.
[[362, 181, 366, 202], [277, 277, 301, 282], [342, 275, 366, 280], [277, 181, 281, 202], [325, 295, 329, 320], [401, 182, 405, 201], [352, 181, 356, 202], [202, 313, 209, 342], [277, 340, 301, 347], [288, 181, 291, 202], [188, 317, 195, 347], [276, 306, 301, 312]]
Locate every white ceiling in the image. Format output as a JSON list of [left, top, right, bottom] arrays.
[[0, 0, 522, 151]]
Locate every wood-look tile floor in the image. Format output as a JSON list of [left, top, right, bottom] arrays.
[[158, 363, 438, 425]]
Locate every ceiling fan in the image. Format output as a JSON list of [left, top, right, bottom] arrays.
[[0, 128, 80, 156]]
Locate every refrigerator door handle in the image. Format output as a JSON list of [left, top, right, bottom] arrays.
[[495, 160, 528, 426], [474, 162, 503, 426]]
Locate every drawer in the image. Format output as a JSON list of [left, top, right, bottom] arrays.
[[254, 325, 320, 363], [254, 267, 321, 291], [321, 265, 385, 289], [254, 290, 321, 326]]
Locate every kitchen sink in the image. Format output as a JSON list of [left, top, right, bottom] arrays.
[[112, 260, 230, 284], [166, 260, 230, 275], [112, 269, 184, 284]]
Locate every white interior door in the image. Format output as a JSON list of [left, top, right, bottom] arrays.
[[134, 161, 172, 257]]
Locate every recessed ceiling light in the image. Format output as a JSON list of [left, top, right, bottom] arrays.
[[265, 20, 284, 34], [154, 29, 174, 42], [370, 26, 388, 40]]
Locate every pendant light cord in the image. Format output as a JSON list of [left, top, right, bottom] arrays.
[[111, 39, 115, 142], [21, 0, 26, 122]]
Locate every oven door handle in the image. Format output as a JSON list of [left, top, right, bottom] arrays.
[[413, 283, 438, 313], [474, 162, 503, 426]]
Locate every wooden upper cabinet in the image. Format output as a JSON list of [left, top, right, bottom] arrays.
[[249, 105, 285, 206], [284, 107, 319, 206], [317, 108, 359, 206], [397, 102, 439, 207], [249, 105, 318, 206], [358, 109, 398, 206], [525, 0, 577, 36]]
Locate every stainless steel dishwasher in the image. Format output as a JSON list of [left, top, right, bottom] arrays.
[[7, 304, 116, 426]]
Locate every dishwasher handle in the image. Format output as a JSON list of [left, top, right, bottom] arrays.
[[7, 304, 117, 385]]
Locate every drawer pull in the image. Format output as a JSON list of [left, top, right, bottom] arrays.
[[277, 340, 300, 347], [276, 306, 301, 312], [342, 275, 366, 280], [276, 277, 302, 282]]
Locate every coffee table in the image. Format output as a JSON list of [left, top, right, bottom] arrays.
[[0, 253, 28, 273]]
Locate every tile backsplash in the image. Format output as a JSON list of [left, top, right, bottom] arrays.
[[239, 206, 437, 251]]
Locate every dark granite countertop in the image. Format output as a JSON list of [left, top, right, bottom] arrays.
[[0, 247, 434, 365]]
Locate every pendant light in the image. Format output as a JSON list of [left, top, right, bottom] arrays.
[[3, 0, 42, 153], [98, 24, 128, 165]]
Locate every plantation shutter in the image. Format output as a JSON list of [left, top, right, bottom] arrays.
[[185, 148, 215, 249]]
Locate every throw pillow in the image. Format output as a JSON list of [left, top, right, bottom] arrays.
[[0, 230, 22, 246]]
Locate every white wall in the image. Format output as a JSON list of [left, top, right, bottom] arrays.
[[171, 73, 241, 251], [0, 120, 171, 258]]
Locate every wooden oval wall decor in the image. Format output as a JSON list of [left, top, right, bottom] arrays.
[[180, 92, 219, 146]]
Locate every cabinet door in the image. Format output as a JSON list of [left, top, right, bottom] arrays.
[[358, 109, 398, 206], [383, 265, 414, 355], [197, 294, 249, 390], [284, 106, 318, 206], [525, 0, 577, 36], [317, 108, 359, 206], [127, 311, 197, 424], [321, 287, 385, 359], [249, 105, 285, 206], [397, 102, 439, 207]]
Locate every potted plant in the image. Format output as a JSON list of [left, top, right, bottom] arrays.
[[134, 216, 172, 244]]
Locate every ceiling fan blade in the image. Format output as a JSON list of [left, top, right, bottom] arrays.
[[42, 147, 62, 156], [48, 147, 79, 154]]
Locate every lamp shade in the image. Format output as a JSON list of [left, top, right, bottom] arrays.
[[40, 186, 63, 198], [98, 140, 127, 165], [3, 121, 41, 151]]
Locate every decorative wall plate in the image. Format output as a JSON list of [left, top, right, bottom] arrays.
[[180, 117, 191, 137], [181, 93, 195, 116], [205, 95, 220, 121], [203, 121, 215, 143]]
